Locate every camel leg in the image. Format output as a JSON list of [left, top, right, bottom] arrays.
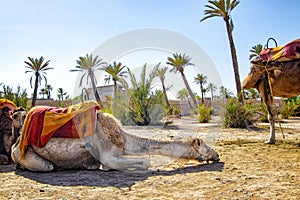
[[11, 139, 54, 172], [100, 153, 150, 171], [3, 132, 14, 163], [265, 105, 276, 144], [85, 133, 150, 170], [257, 75, 276, 144]]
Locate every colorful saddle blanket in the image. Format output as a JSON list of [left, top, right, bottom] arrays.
[[259, 38, 300, 61], [19, 101, 100, 157]]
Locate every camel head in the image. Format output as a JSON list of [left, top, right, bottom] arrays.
[[192, 138, 220, 163], [242, 61, 268, 90], [242, 60, 280, 90], [12, 108, 27, 130]]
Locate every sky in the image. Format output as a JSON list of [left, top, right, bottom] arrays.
[[1, 0, 299, 100]]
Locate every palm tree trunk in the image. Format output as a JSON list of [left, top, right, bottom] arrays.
[[225, 19, 244, 104], [31, 73, 39, 108], [161, 81, 171, 109], [181, 72, 198, 108], [200, 84, 204, 104], [90, 72, 102, 106], [113, 80, 117, 98], [186, 95, 193, 109]]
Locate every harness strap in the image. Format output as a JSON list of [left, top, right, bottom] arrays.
[[263, 61, 285, 139]]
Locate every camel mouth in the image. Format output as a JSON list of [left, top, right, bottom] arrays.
[[205, 157, 220, 164], [197, 156, 220, 163]]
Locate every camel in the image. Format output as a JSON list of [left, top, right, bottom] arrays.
[[11, 106, 220, 172], [0, 107, 13, 164], [0, 107, 27, 164], [242, 58, 300, 144]]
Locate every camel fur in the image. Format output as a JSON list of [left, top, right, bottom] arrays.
[[0, 107, 27, 164], [12, 109, 220, 172], [242, 58, 300, 144]]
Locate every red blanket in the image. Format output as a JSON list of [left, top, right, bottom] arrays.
[[19, 101, 100, 157]]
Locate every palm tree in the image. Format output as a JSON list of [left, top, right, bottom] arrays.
[[167, 53, 198, 108], [201, 0, 243, 104], [24, 56, 53, 108], [127, 64, 163, 126], [202, 88, 208, 99], [155, 63, 171, 111], [104, 75, 111, 85], [46, 84, 53, 99], [104, 61, 128, 97], [220, 86, 233, 99], [249, 44, 263, 60], [194, 73, 207, 104], [244, 88, 260, 100], [57, 88, 67, 101], [39, 87, 47, 99], [177, 88, 193, 109], [207, 82, 217, 100], [70, 54, 106, 105]]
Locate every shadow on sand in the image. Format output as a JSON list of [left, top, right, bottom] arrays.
[[5, 162, 224, 188]]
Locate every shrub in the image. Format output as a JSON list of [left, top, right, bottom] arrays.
[[167, 104, 181, 116], [198, 104, 211, 123], [222, 99, 254, 128], [281, 98, 300, 119], [245, 102, 268, 122]]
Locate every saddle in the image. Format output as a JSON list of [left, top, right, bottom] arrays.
[[259, 38, 300, 62]]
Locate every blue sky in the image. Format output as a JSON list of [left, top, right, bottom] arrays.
[[1, 0, 299, 99]]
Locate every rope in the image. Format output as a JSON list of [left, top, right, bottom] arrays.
[[263, 61, 285, 139]]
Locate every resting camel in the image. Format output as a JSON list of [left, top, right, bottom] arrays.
[[0, 107, 27, 164], [242, 58, 300, 144], [11, 103, 219, 172], [0, 107, 13, 164]]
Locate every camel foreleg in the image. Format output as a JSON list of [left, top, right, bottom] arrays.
[[100, 153, 150, 171], [258, 75, 276, 144], [265, 106, 276, 144]]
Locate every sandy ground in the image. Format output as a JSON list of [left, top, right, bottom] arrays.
[[0, 116, 299, 200]]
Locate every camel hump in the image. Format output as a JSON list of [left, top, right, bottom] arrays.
[[97, 112, 124, 148]]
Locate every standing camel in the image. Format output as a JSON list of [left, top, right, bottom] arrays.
[[242, 58, 300, 144]]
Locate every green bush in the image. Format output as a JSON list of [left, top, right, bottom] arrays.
[[222, 99, 254, 128], [168, 104, 181, 115], [281, 98, 300, 119], [198, 104, 211, 123], [245, 102, 268, 122], [256, 103, 269, 122]]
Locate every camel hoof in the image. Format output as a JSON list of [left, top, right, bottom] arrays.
[[264, 140, 275, 144]]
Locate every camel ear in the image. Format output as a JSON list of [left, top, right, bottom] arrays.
[[193, 138, 203, 146]]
